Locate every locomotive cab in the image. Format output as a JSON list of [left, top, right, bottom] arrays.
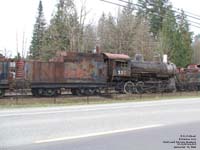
[[102, 53, 131, 82]]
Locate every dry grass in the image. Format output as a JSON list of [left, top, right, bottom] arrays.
[[0, 91, 200, 108]]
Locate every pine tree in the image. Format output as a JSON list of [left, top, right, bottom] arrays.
[[175, 10, 193, 67], [29, 0, 46, 59], [192, 34, 200, 63], [137, 0, 170, 38], [42, 0, 79, 60], [157, 5, 177, 57]]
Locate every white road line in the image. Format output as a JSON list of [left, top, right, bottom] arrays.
[[1, 98, 200, 117], [35, 124, 163, 144]]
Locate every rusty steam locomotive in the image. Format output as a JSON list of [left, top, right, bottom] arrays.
[[0, 51, 180, 97]]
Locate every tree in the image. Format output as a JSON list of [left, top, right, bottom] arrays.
[[174, 10, 193, 67], [96, 1, 157, 58], [42, 0, 79, 60], [116, 1, 157, 58], [133, 17, 157, 60], [137, 0, 170, 38], [97, 13, 107, 51], [82, 24, 97, 52], [97, 13, 118, 52], [29, 0, 46, 59], [77, 0, 90, 51], [192, 34, 200, 64], [157, 5, 177, 58], [117, 1, 136, 55]]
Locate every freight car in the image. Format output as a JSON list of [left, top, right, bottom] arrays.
[[176, 64, 200, 91]]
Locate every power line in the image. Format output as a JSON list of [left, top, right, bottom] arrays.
[[100, 0, 127, 8], [116, 0, 200, 25], [100, 0, 200, 29], [141, 1, 200, 21], [118, 0, 200, 21], [175, 8, 200, 18]]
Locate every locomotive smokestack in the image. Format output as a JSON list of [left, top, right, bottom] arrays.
[[163, 54, 168, 63]]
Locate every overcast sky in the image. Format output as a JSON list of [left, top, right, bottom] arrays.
[[0, 0, 200, 57]]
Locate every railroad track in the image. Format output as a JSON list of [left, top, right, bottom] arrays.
[[1, 90, 200, 101]]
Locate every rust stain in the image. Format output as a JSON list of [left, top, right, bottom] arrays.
[[103, 53, 130, 60]]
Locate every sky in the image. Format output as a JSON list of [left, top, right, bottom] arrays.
[[0, 0, 200, 57]]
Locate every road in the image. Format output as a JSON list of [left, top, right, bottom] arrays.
[[0, 98, 200, 150], [6, 121, 200, 150]]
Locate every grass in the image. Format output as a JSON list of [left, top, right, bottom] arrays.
[[0, 91, 200, 109]]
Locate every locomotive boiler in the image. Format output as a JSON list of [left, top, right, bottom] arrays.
[[131, 59, 176, 78], [119, 54, 177, 94]]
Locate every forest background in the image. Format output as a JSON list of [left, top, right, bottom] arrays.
[[29, 0, 200, 67]]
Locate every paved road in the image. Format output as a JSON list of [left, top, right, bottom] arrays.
[[1, 98, 200, 149], [7, 121, 200, 150]]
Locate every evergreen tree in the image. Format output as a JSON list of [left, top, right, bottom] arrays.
[[29, 0, 46, 59], [157, 8, 193, 67], [138, 0, 170, 38], [192, 34, 200, 63], [116, 1, 157, 57], [175, 10, 193, 67], [134, 17, 157, 60], [42, 0, 79, 60], [157, 5, 177, 57]]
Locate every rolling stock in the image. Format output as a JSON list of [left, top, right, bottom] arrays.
[[0, 51, 197, 97]]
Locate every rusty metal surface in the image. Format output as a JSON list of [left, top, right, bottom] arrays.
[[0, 61, 9, 81], [24, 61, 64, 83], [187, 64, 200, 69], [177, 67, 200, 83], [131, 61, 176, 77], [63, 53, 107, 82], [25, 52, 107, 83], [103, 53, 130, 60], [16, 60, 25, 79]]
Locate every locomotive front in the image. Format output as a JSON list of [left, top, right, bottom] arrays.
[[126, 55, 177, 93]]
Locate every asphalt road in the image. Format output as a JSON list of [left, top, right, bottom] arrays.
[[7, 121, 200, 150], [1, 98, 200, 150]]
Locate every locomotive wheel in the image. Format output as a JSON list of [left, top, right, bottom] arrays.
[[38, 89, 44, 96], [45, 89, 56, 97], [71, 89, 76, 95], [94, 88, 101, 95], [0, 89, 5, 97], [136, 81, 144, 94], [124, 81, 138, 94], [31, 89, 39, 97], [75, 89, 82, 96], [55, 89, 61, 96], [83, 88, 95, 96]]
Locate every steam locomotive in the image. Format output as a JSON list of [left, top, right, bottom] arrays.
[[114, 54, 177, 94], [0, 51, 181, 97]]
